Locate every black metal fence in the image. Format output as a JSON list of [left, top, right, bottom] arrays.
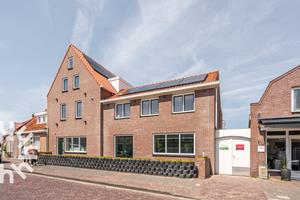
[[38, 155, 198, 178]]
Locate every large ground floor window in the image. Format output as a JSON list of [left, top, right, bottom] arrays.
[[115, 136, 133, 158], [153, 133, 195, 156], [267, 137, 286, 170], [65, 137, 86, 153]]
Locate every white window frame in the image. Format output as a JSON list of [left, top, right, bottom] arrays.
[[172, 92, 195, 114], [140, 98, 159, 117], [75, 100, 82, 119], [114, 135, 134, 158], [266, 133, 286, 172], [292, 87, 300, 112], [67, 56, 73, 69], [60, 103, 67, 121], [37, 115, 47, 124], [73, 74, 80, 89], [64, 137, 87, 153], [32, 135, 40, 150], [153, 133, 195, 156], [62, 77, 68, 92], [115, 102, 130, 119]]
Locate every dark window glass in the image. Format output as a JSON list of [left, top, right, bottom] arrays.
[[267, 138, 286, 170], [61, 104, 67, 120], [62, 78, 68, 92], [124, 103, 130, 117], [154, 135, 165, 153], [167, 135, 179, 153], [116, 104, 122, 118], [67, 57, 73, 69], [76, 101, 82, 118], [73, 138, 79, 151], [142, 100, 150, 115], [66, 138, 72, 151], [80, 137, 86, 152], [74, 75, 80, 89], [115, 136, 133, 158], [151, 99, 159, 114], [184, 94, 194, 111], [181, 134, 194, 154], [267, 131, 286, 136], [294, 89, 300, 111], [173, 96, 183, 112]]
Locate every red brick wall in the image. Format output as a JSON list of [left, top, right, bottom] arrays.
[[103, 88, 219, 173], [47, 47, 103, 156], [250, 66, 300, 177]]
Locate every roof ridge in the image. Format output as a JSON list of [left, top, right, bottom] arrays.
[[128, 71, 216, 89]]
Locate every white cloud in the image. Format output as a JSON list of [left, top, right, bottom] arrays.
[[104, 0, 197, 67], [71, 0, 104, 53]]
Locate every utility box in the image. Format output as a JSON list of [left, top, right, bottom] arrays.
[[258, 164, 268, 179]]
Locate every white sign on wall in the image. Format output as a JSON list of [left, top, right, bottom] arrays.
[[257, 146, 265, 153]]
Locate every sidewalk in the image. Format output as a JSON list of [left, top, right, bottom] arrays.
[[3, 158, 267, 200]]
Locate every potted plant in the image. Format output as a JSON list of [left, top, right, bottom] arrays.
[[281, 158, 291, 181]]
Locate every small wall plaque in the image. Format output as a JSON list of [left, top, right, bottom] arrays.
[[257, 145, 265, 153]]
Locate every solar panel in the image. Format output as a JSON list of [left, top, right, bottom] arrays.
[[83, 54, 116, 79], [123, 74, 208, 95], [155, 78, 184, 90], [180, 74, 207, 85]]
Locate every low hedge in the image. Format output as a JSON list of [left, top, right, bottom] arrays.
[[38, 154, 198, 179]]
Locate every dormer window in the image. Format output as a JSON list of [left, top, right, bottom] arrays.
[[67, 57, 73, 69], [37, 115, 47, 124], [292, 88, 300, 112]]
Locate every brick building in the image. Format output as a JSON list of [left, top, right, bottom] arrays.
[[47, 44, 222, 174], [250, 65, 300, 179]]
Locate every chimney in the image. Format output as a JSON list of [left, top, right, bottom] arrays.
[[108, 76, 132, 92]]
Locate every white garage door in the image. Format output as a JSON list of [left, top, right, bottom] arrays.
[[216, 129, 251, 176]]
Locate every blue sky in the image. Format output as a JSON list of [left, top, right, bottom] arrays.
[[0, 0, 300, 129]]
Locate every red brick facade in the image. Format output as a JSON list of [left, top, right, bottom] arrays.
[[103, 88, 221, 174], [250, 66, 300, 177]]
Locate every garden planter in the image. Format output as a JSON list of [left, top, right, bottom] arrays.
[[281, 168, 291, 181]]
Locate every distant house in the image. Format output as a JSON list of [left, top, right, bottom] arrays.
[[250, 65, 300, 179], [15, 111, 48, 158], [47, 44, 222, 174]]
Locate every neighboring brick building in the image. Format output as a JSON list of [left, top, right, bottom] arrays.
[[47, 44, 222, 174], [15, 111, 48, 157], [250, 65, 300, 179]]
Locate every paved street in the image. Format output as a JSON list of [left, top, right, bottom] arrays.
[[0, 173, 184, 200]]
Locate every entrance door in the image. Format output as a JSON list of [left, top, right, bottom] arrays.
[[291, 139, 300, 179], [217, 138, 232, 175], [232, 139, 250, 176], [57, 138, 64, 155]]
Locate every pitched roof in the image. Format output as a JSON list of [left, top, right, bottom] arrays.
[[16, 115, 47, 133], [104, 71, 219, 101], [71, 45, 117, 93]]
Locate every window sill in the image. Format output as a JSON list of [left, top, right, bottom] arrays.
[[75, 117, 82, 120], [62, 90, 68, 93], [140, 114, 159, 118], [67, 67, 73, 70], [60, 119, 67, 121], [64, 151, 87, 154], [115, 117, 130, 120], [172, 110, 195, 114], [292, 110, 300, 113], [153, 153, 195, 157], [73, 88, 80, 91]]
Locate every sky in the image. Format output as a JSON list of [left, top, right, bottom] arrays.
[[0, 0, 300, 130]]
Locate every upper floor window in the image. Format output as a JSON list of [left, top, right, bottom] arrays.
[[62, 77, 68, 92], [75, 100, 82, 119], [173, 93, 195, 113], [292, 88, 300, 112], [60, 103, 67, 120], [141, 99, 159, 116], [73, 74, 80, 89], [37, 115, 47, 124], [67, 57, 73, 69], [115, 103, 130, 119]]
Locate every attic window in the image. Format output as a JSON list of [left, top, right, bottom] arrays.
[[292, 88, 300, 112], [67, 57, 74, 69], [37, 115, 47, 124]]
